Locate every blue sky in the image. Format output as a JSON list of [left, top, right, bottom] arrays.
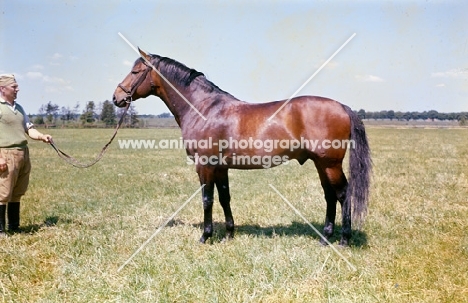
[[1, 0, 467, 115]]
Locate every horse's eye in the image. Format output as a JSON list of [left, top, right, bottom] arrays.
[[131, 70, 140, 74]]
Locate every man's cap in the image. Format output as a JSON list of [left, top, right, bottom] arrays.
[[0, 74, 17, 86]]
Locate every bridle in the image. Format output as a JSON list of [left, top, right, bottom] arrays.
[[117, 59, 156, 103], [49, 59, 157, 168]]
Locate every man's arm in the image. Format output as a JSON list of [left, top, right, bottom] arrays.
[[27, 128, 52, 143]]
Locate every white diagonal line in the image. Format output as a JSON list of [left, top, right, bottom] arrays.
[[268, 184, 357, 271], [118, 32, 207, 121], [117, 184, 205, 272], [118, 32, 139, 54], [320, 253, 331, 273], [267, 33, 356, 121]]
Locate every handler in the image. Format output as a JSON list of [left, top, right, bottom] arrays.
[[0, 74, 52, 235]]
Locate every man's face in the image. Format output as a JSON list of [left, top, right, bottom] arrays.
[[0, 83, 19, 102]]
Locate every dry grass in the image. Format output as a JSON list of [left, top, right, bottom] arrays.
[[0, 128, 467, 302]]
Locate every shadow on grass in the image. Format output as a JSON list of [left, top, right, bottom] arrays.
[[12, 215, 73, 235], [186, 220, 368, 247], [237, 221, 368, 247]]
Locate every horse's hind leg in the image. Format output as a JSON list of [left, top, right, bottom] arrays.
[[215, 168, 234, 240], [315, 162, 349, 245], [319, 179, 338, 245]]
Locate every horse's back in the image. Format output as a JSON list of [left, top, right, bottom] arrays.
[[266, 96, 351, 139]]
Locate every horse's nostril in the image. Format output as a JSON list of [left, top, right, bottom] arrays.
[[112, 96, 120, 106]]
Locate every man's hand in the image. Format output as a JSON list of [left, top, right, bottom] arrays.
[[40, 134, 53, 143], [0, 157, 7, 173]]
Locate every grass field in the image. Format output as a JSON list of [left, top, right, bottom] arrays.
[[1, 127, 467, 302]]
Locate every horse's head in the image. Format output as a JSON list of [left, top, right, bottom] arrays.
[[113, 48, 157, 107]]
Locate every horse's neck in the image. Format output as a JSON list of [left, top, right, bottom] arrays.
[[157, 81, 209, 126], [157, 75, 240, 127]]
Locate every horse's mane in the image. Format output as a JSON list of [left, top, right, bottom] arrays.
[[149, 54, 234, 97]]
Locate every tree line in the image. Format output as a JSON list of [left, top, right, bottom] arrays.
[[32, 101, 139, 128], [357, 109, 467, 123]]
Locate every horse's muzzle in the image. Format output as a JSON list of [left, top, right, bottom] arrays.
[[113, 95, 128, 107]]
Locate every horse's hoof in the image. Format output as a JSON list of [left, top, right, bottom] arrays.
[[338, 238, 350, 247], [221, 236, 233, 243], [319, 237, 331, 246]]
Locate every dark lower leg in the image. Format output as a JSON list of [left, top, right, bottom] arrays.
[[316, 163, 349, 246], [215, 170, 234, 240], [0, 204, 6, 234], [200, 186, 214, 243], [219, 192, 234, 240], [7, 202, 20, 232], [320, 187, 337, 245]]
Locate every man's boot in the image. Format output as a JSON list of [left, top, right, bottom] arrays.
[[0, 204, 6, 236], [7, 202, 20, 232]]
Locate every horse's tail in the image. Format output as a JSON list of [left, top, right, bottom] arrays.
[[342, 105, 372, 227]]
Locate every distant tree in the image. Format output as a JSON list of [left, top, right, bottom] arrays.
[[35, 104, 46, 124], [73, 102, 81, 119], [419, 111, 428, 120], [129, 104, 139, 128], [460, 115, 467, 126], [116, 104, 139, 127], [96, 101, 103, 117], [427, 110, 439, 121], [413, 112, 421, 120], [402, 112, 412, 121], [33, 115, 44, 125], [357, 109, 366, 119], [157, 112, 173, 118], [436, 112, 447, 120], [394, 111, 403, 121], [100, 100, 116, 126], [60, 106, 75, 122], [45, 101, 59, 124], [447, 113, 457, 121], [80, 101, 96, 124], [387, 110, 395, 121], [380, 110, 388, 119]]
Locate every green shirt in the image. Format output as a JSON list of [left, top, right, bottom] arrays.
[[0, 98, 32, 149]]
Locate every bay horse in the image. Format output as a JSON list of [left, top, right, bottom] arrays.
[[113, 48, 371, 246]]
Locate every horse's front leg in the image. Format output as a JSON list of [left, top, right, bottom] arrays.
[[214, 168, 234, 240], [197, 165, 215, 244]]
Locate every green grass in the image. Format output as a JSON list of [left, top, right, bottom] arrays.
[[1, 128, 467, 302]]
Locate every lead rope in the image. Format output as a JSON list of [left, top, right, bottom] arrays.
[[49, 102, 130, 168]]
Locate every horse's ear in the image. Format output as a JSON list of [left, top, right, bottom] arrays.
[[138, 47, 151, 61]]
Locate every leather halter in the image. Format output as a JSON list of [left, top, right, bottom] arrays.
[[118, 59, 156, 103]]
